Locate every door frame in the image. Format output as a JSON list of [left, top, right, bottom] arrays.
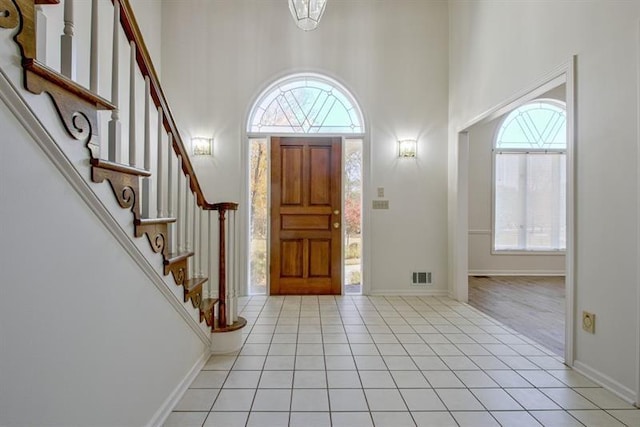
[[451, 56, 576, 365], [242, 133, 370, 296]]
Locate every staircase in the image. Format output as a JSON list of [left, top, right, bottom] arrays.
[[0, 0, 246, 336]]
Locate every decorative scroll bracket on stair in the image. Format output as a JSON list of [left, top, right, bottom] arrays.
[[0, 0, 19, 29], [200, 298, 217, 327], [90, 158, 149, 220], [163, 252, 193, 287], [134, 217, 175, 257], [184, 277, 207, 308], [23, 59, 114, 159]]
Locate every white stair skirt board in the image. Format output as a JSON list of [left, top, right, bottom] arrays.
[[211, 329, 244, 354], [149, 351, 210, 427]]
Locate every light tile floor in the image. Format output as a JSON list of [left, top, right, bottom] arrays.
[[164, 295, 639, 427]]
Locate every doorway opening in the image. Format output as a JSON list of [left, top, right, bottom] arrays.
[[246, 73, 366, 295], [452, 59, 575, 364], [248, 137, 364, 295]]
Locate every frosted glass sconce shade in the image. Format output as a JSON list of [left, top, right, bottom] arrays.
[[289, 0, 327, 31], [398, 139, 417, 158], [192, 137, 213, 156]]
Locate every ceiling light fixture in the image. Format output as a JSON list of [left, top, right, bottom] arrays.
[[288, 0, 327, 31]]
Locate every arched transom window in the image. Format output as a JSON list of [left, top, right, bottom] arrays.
[[496, 101, 566, 150], [494, 100, 567, 252], [248, 74, 364, 134]]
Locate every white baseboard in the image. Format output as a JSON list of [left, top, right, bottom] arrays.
[[368, 288, 449, 297], [148, 350, 211, 427], [573, 360, 637, 405], [468, 270, 565, 276]]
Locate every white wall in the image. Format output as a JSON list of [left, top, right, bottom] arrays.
[[160, 0, 450, 295], [467, 89, 566, 276], [450, 0, 640, 399], [0, 90, 205, 426], [129, 0, 163, 75]]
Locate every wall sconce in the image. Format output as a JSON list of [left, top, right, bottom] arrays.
[[398, 139, 417, 158], [192, 137, 213, 156]]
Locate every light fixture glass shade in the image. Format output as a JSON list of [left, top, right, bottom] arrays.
[[288, 0, 327, 31], [192, 137, 213, 156], [398, 139, 417, 158]]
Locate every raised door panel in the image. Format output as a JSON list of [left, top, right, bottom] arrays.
[[281, 146, 303, 205]]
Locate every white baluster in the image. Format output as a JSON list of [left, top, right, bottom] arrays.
[[208, 211, 213, 298], [231, 210, 237, 322], [225, 210, 233, 325], [108, 0, 121, 162], [226, 211, 231, 324], [176, 156, 183, 252], [182, 175, 192, 256], [128, 41, 136, 167], [35, 6, 47, 63], [157, 107, 164, 218], [199, 209, 204, 278], [167, 134, 174, 253], [192, 198, 198, 277], [89, 0, 99, 92], [61, 0, 76, 80], [141, 75, 152, 218], [185, 176, 191, 255]]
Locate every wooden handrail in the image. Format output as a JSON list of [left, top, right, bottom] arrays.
[[113, 0, 209, 208]]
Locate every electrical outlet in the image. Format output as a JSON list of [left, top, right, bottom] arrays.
[[582, 311, 596, 334], [377, 187, 385, 197]]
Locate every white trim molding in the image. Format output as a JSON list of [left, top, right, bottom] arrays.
[[147, 350, 210, 427], [468, 270, 565, 277], [574, 361, 637, 405], [636, 18, 640, 407], [468, 229, 491, 235], [452, 57, 576, 367], [0, 67, 211, 346]]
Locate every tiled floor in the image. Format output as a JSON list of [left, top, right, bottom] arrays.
[[164, 295, 639, 426]]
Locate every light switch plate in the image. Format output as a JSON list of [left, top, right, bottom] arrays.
[[377, 187, 385, 197]]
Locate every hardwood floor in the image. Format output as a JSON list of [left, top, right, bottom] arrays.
[[468, 276, 565, 356]]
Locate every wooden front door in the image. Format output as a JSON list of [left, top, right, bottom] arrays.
[[270, 137, 342, 295]]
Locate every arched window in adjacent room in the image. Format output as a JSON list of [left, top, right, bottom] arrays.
[[494, 100, 567, 252]]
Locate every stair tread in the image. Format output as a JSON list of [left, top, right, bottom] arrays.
[[200, 298, 218, 312], [164, 251, 195, 265], [135, 217, 177, 226], [90, 158, 151, 177], [185, 277, 208, 292], [212, 316, 248, 333], [24, 59, 114, 110]]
